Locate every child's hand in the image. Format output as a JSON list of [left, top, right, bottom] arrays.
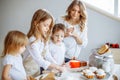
[[55, 65, 65, 72], [26, 76, 30, 80], [58, 66, 66, 72], [62, 62, 66, 66]]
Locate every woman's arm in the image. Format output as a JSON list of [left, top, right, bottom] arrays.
[[2, 64, 12, 80], [72, 26, 88, 47], [48, 64, 63, 72], [79, 26, 88, 47], [71, 32, 83, 45]]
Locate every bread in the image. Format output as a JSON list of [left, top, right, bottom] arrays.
[[96, 69, 106, 79], [97, 45, 109, 55], [29, 76, 36, 80], [40, 72, 55, 80], [85, 71, 95, 79]]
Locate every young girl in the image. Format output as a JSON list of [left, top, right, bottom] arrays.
[[49, 23, 66, 65], [2, 30, 28, 80], [23, 9, 63, 77], [56, 0, 88, 62]]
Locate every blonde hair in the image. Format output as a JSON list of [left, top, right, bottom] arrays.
[[64, 0, 87, 32], [2, 30, 28, 57], [27, 9, 54, 43]]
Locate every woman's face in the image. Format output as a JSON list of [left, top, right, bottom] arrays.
[[39, 18, 52, 37], [70, 5, 80, 20], [52, 30, 64, 44]]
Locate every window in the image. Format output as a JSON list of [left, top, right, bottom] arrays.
[[83, 0, 120, 18], [119, 0, 120, 17]]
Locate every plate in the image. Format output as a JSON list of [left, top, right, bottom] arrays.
[[68, 66, 88, 72]]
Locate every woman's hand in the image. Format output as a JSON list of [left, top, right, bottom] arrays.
[[71, 32, 82, 45], [65, 27, 74, 37]]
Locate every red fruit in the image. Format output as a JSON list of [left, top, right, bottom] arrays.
[[115, 44, 119, 48], [112, 44, 116, 48]]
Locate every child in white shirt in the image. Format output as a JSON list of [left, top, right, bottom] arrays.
[[49, 23, 66, 65], [23, 9, 63, 77], [1, 30, 28, 80]]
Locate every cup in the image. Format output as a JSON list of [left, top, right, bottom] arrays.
[[69, 60, 80, 68]]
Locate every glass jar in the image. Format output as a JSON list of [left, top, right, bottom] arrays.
[[95, 56, 103, 68], [102, 55, 114, 73]]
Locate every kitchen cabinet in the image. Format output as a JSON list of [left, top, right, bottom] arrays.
[[110, 48, 120, 64]]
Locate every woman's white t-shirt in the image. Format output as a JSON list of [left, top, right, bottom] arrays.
[[3, 54, 27, 80]]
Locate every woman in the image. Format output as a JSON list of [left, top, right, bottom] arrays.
[[56, 0, 88, 62]]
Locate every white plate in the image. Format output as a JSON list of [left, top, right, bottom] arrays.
[[68, 66, 88, 72]]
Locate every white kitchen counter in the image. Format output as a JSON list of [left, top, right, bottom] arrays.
[[36, 64, 120, 80]]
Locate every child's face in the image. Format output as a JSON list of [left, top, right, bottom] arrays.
[[19, 46, 26, 54], [52, 30, 64, 44], [39, 18, 52, 37]]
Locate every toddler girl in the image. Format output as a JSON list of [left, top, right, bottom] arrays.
[[49, 23, 66, 65], [2, 30, 28, 80]]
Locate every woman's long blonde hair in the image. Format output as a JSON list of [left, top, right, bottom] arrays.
[[27, 9, 54, 43], [2, 30, 28, 57], [64, 0, 87, 32]]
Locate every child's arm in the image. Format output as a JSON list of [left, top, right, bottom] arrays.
[[62, 62, 66, 66], [2, 64, 12, 80], [49, 64, 64, 72]]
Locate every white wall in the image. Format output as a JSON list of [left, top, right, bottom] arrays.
[[80, 8, 120, 60], [0, 0, 120, 79]]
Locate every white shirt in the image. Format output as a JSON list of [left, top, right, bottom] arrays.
[[56, 17, 88, 59], [49, 41, 66, 65], [23, 36, 57, 76], [2, 54, 27, 80]]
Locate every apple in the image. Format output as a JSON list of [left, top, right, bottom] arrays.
[[115, 44, 119, 48], [112, 44, 116, 48]]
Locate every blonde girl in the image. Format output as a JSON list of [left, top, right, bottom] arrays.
[[23, 9, 63, 77], [56, 0, 88, 62], [49, 23, 66, 65], [2, 30, 28, 80]]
